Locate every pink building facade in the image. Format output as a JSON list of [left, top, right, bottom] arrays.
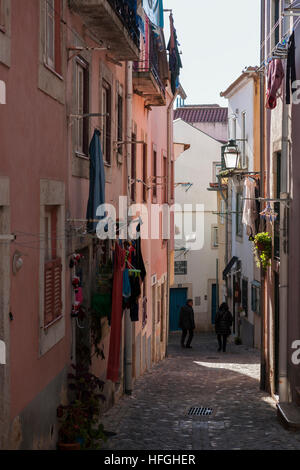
[[0, 0, 180, 449]]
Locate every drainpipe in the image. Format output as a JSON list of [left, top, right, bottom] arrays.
[[166, 86, 185, 357], [260, 0, 267, 392], [279, 1, 291, 403], [124, 61, 133, 395]]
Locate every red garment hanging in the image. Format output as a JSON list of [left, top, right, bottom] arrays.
[[106, 242, 126, 383], [266, 59, 284, 109]]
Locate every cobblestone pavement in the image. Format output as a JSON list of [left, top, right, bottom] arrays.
[[101, 333, 300, 450]]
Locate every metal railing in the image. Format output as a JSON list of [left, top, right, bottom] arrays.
[[107, 0, 140, 49], [133, 29, 166, 98]]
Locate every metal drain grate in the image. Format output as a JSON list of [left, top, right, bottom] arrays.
[[188, 407, 213, 416]]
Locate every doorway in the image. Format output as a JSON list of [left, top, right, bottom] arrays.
[[169, 288, 187, 332]]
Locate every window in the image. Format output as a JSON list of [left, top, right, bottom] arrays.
[[242, 279, 248, 317], [213, 162, 222, 183], [241, 111, 247, 168], [171, 160, 174, 201], [236, 191, 243, 237], [102, 80, 111, 164], [229, 115, 237, 140], [0, 0, 5, 30], [131, 133, 137, 202], [212, 226, 219, 248], [44, 206, 62, 327], [75, 58, 89, 156], [175, 260, 187, 275], [251, 282, 261, 315], [143, 143, 147, 203], [162, 155, 167, 203], [45, 0, 62, 74], [152, 149, 157, 201], [117, 93, 123, 156]]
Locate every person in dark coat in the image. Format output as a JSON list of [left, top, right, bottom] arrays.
[[179, 299, 195, 349], [215, 302, 233, 353]]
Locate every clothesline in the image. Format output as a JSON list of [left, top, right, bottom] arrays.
[[258, 15, 300, 72]]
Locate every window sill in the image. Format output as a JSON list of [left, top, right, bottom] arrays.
[[43, 314, 63, 331], [43, 61, 63, 81], [75, 151, 89, 160]]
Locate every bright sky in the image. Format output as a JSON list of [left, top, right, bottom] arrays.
[[163, 0, 261, 106]]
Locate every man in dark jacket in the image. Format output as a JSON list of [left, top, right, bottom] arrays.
[[215, 302, 233, 352], [179, 299, 195, 348]]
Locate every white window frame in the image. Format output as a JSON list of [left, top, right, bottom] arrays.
[[45, 0, 55, 69], [211, 225, 219, 248]]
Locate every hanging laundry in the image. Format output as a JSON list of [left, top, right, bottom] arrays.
[[242, 177, 258, 237], [122, 268, 131, 300], [86, 129, 106, 233], [286, 31, 296, 105], [133, 236, 146, 282], [142, 0, 164, 28], [266, 59, 284, 109], [75, 287, 83, 305], [130, 300, 139, 322], [167, 14, 182, 95], [107, 242, 126, 383]]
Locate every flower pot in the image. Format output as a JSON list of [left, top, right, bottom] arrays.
[[58, 442, 81, 451]]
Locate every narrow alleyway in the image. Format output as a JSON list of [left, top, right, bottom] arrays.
[[101, 333, 300, 450]]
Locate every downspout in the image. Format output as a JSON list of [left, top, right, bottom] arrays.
[[124, 61, 133, 394], [166, 86, 182, 357], [260, 0, 267, 391], [279, 0, 291, 403]]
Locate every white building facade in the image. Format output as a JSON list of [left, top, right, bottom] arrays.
[[221, 69, 261, 348], [171, 118, 223, 332]]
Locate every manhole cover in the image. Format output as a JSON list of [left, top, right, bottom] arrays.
[[188, 407, 213, 416]]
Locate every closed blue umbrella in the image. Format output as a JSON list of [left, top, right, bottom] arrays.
[[86, 129, 105, 233]]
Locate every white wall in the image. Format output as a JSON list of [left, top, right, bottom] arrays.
[[173, 119, 221, 331], [226, 78, 258, 337]]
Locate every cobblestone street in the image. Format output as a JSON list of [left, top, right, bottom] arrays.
[[101, 333, 300, 450]]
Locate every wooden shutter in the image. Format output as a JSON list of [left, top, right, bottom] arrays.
[[44, 258, 62, 326]]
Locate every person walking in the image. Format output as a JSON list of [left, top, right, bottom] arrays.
[[215, 302, 233, 353], [179, 299, 195, 349]]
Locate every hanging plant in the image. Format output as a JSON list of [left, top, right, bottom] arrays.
[[253, 232, 272, 270]]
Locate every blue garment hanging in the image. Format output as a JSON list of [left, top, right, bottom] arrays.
[[123, 268, 131, 300], [86, 129, 106, 233]]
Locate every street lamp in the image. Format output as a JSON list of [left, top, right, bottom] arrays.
[[223, 140, 240, 170]]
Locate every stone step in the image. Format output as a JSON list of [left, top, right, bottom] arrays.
[[277, 402, 300, 431]]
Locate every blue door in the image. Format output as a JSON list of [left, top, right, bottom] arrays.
[[211, 284, 217, 324], [169, 288, 187, 332]]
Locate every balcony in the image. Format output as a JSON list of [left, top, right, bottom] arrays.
[[133, 27, 167, 107], [70, 0, 140, 61]]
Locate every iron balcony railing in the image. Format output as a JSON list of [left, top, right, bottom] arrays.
[[107, 0, 140, 49], [133, 30, 166, 99]]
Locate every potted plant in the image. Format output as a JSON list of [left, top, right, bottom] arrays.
[[253, 232, 272, 270], [57, 401, 89, 450], [57, 365, 107, 450]]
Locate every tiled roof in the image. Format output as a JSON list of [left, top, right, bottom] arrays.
[[174, 105, 228, 123]]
